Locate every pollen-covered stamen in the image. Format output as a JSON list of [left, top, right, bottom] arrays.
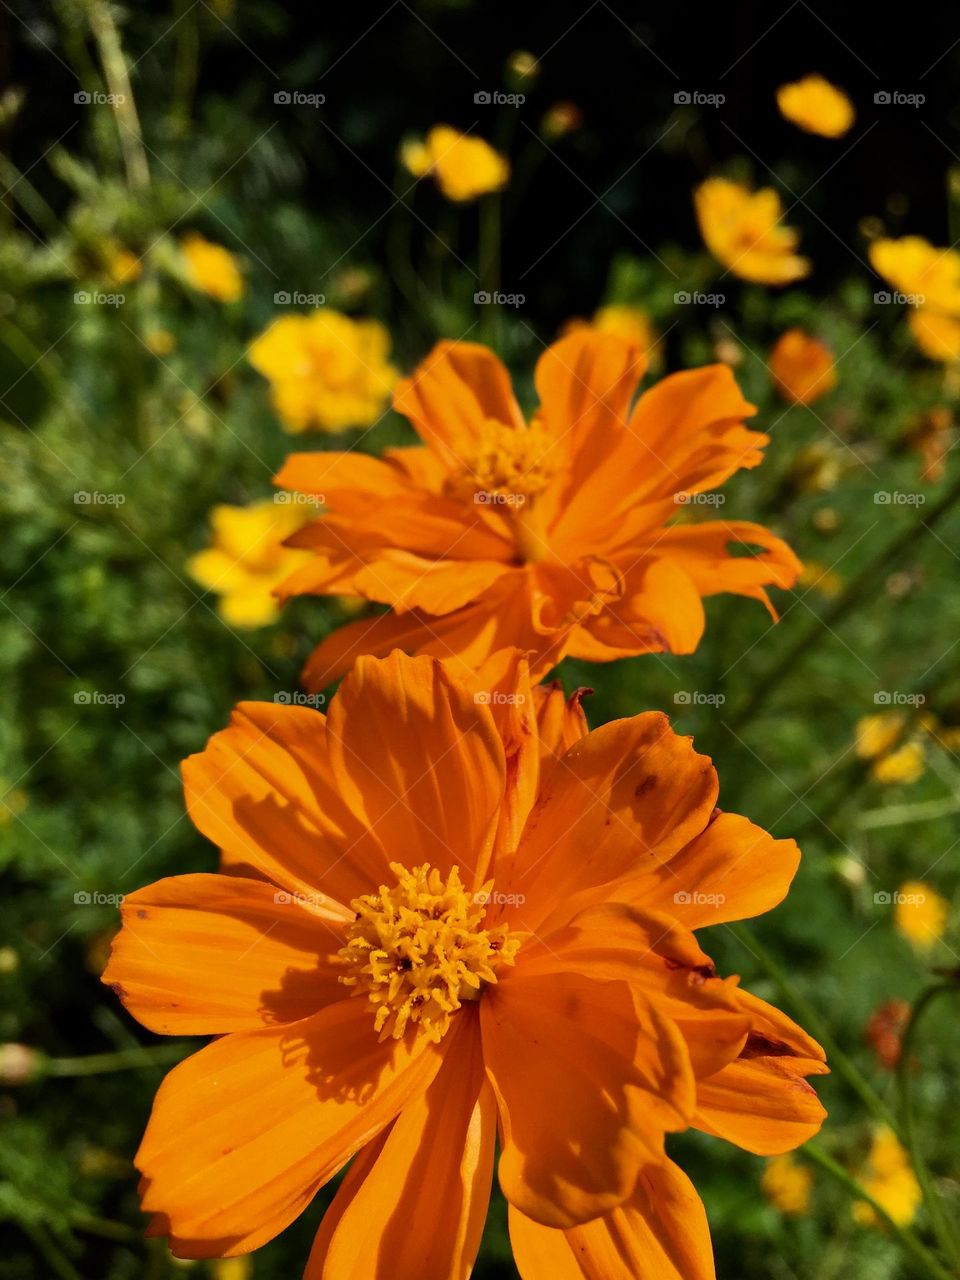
[[452, 417, 557, 503], [338, 862, 521, 1042]]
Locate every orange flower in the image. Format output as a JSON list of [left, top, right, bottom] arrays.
[[103, 651, 826, 1275], [275, 332, 800, 689], [770, 329, 837, 405], [695, 178, 810, 285]]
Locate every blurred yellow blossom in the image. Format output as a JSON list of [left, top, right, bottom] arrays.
[[894, 879, 949, 949], [908, 308, 960, 363], [856, 713, 925, 784], [187, 499, 314, 627], [0, 786, 27, 826], [852, 1128, 921, 1228], [870, 237, 960, 313], [792, 443, 842, 493], [762, 1153, 813, 1214], [248, 310, 397, 433], [770, 329, 837, 404], [402, 125, 508, 202], [104, 243, 141, 285], [146, 329, 176, 357], [181, 232, 244, 303], [798, 560, 843, 598], [776, 75, 854, 138], [211, 1260, 252, 1280], [695, 178, 810, 284]]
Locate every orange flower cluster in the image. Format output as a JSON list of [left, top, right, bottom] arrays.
[[107, 328, 823, 1277]]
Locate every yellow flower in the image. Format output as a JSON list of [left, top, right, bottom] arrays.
[[695, 178, 810, 285], [762, 1153, 813, 1214], [776, 75, 854, 138], [104, 243, 142, 285], [248, 310, 398, 434], [402, 125, 509, 202], [211, 1260, 252, 1280], [852, 1128, 921, 1228], [770, 328, 837, 404], [856, 713, 905, 760], [908, 308, 960, 363], [870, 237, 960, 314], [798, 560, 842, 599], [187, 499, 314, 627], [871, 742, 924, 785], [146, 329, 176, 357], [181, 232, 244, 303], [856, 713, 925, 784], [895, 879, 949, 949]]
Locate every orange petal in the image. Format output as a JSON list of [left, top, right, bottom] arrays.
[[136, 999, 443, 1257], [504, 712, 718, 932], [304, 1009, 495, 1280], [481, 971, 694, 1228], [352, 550, 512, 615], [325, 652, 505, 888], [623, 811, 801, 928], [652, 520, 801, 618], [102, 873, 348, 1035], [533, 680, 590, 763], [275, 451, 413, 501], [181, 701, 392, 905], [509, 1158, 716, 1280], [694, 989, 827, 1155], [570, 558, 707, 660], [394, 341, 523, 467]]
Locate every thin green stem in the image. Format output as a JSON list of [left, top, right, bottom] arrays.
[[45, 1042, 188, 1077], [729, 922, 899, 1135], [478, 193, 502, 347], [20, 1223, 83, 1280], [83, 0, 150, 190], [802, 1142, 956, 1280], [898, 984, 960, 1269]]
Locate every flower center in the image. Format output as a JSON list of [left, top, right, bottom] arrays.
[[456, 417, 556, 503], [338, 862, 520, 1042]]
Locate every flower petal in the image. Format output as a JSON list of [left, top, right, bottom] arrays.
[[623, 811, 801, 928], [481, 971, 694, 1228], [325, 652, 505, 888], [394, 341, 523, 467], [504, 712, 718, 932], [304, 1009, 495, 1280], [652, 520, 801, 618], [509, 1158, 715, 1280], [102, 873, 348, 1035], [181, 702, 392, 905], [136, 999, 443, 1257]]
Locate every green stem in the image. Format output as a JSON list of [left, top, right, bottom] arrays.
[[83, 0, 150, 190], [478, 192, 501, 347], [898, 984, 960, 1269], [20, 1223, 83, 1280], [802, 1142, 956, 1280], [45, 1042, 188, 1077], [729, 469, 960, 731], [729, 922, 899, 1135]]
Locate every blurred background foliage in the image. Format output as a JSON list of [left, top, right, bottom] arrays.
[[2, 2, 960, 1277]]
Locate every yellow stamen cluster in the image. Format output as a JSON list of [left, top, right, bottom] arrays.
[[456, 417, 556, 502], [338, 862, 520, 1042]]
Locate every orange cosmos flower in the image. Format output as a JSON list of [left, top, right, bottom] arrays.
[[274, 331, 801, 689], [103, 650, 826, 1277], [769, 328, 837, 405]]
